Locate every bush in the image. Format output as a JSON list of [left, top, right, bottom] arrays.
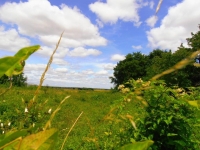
[[117, 79, 200, 149]]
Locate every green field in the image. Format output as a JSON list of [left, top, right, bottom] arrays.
[[0, 85, 130, 149], [0, 82, 200, 150]]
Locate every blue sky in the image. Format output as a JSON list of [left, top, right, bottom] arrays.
[[0, 0, 199, 89]]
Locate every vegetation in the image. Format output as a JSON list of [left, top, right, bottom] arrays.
[[111, 25, 200, 88], [0, 73, 27, 87], [0, 26, 200, 149]]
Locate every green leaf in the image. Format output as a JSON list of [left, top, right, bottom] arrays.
[[16, 128, 57, 150], [0, 130, 28, 148], [118, 140, 154, 150], [167, 133, 178, 136], [0, 56, 23, 78], [38, 130, 58, 150], [0, 45, 40, 77]]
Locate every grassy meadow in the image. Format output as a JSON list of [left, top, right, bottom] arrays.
[[0, 85, 141, 149], [0, 81, 200, 149]]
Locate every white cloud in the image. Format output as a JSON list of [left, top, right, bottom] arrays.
[[146, 15, 158, 27], [111, 54, 125, 61], [53, 58, 69, 66], [103, 63, 116, 70], [0, 26, 30, 52], [132, 45, 142, 49], [25, 64, 47, 70], [69, 47, 102, 57], [24, 63, 113, 89], [149, 1, 154, 9], [96, 70, 108, 75], [55, 68, 68, 73], [0, 0, 107, 48], [89, 0, 141, 26], [147, 0, 200, 51]]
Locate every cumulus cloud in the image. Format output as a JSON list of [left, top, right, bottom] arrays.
[[146, 15, 158, 27], [103, 63, 116, 70], [89, 0, 141, 26], [0, 0, 107, 48], [0, 26, 30, 52], [96, 70, 108, 75], [55, 67, 68, 73], [69, 47, 102, 57], [132, 45, 142, 49], [111, 54, 125, 61], [53, 58, 69, 66], [147, 0, 200, 52], [24, 63, 113, 88]]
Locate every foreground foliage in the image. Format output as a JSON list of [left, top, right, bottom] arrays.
[[117, 79, 200, 149]]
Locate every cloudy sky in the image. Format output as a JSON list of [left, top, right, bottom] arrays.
[[0, 0, 199, 89]]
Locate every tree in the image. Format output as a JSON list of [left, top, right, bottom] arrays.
[[0, 74, 9, 84], [145, 49, 172, 80], [110, 52, 148, 87], [111, 25, 200, 88], [0, 72, 27, 87]]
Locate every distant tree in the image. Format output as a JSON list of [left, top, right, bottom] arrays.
[[0, 74, 9, 85], [110, 52, 148, 87], [145, 49, 172, 80], [111, 25, 200, 88], [0, 73, 27, 87], [186, 24, 200, 52]]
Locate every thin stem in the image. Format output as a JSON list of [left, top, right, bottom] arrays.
[[33, 32, 64, 101], [0, 77, 12, 97], [60, 111, 83, 150]]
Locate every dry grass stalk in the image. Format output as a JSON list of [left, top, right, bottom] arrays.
[[155, 0, 163, 14], [33, 32, 64, 101], [60, 111, 83, 150]]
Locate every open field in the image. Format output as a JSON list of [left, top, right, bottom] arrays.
[[0, 85, 134, 149], [0, 84, 200, 150]]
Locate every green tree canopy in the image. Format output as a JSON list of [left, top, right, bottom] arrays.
[[111, 25, 200, 88], [110, 52, 148, 87]]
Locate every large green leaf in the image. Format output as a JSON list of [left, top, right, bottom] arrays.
[[16, 128, 57, 150], [0, 56, 23, 78], [118, 140, 154, 150], [0, 45, 40, 77], [0, 129, 28, 149]]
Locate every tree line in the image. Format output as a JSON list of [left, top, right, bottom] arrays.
[[0, 73, 27, 87], [110, 25, 200, 88]]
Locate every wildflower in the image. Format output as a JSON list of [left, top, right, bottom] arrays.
[[2, 131, 4, 134], [136, 78, 143, 83], [127, 99, 131, 102], [1, 123, 3, 128], [177, 88, 183, 93], [48, 108, 52, 114], [121, 88, 130, 93], [8, 122, 11, 126], [118, 84, 125, 90], [33, 123, 35, 127], [25, 107, 28, 113]]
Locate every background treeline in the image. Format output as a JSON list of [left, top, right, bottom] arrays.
[[111, 25, 200, 88], [0, 73, 27, 87]]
